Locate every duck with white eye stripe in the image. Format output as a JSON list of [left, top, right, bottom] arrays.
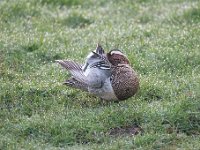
[[56, 44, 139, 101]]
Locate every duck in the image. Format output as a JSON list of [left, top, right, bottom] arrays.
[[56, 44, 139, 101]]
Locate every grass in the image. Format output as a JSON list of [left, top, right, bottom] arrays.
[[0, 0, 200, 149]]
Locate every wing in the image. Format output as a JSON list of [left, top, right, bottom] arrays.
[[64, 77, 88, 92], [56, 60, 88, 84]]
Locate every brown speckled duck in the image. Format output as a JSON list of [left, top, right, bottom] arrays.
[[56, 44, 139, 101]]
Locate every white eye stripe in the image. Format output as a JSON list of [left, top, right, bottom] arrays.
[[110, 51, 124, 56]]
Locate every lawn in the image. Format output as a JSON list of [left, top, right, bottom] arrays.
[[0, 0, 200, 149]]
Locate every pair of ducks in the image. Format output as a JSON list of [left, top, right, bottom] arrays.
[[56, 44, 139, 101]]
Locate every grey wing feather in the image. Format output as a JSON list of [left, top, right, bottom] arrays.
[[56, 60, 88, 84], [64, 77, 88, 92]]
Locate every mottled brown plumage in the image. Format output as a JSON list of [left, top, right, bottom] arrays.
[[110, 64, 139, 100], [107, 50, 139, 101]]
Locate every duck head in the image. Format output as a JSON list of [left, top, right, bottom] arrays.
[[107, 49, 130, 66]]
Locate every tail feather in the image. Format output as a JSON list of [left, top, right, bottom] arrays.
[[56, 60, 88, 84], [55, 60, 82, 70], [95, 43, 105, 55]]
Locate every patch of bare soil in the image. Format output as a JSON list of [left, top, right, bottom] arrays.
[[108, 125, 143, 136]]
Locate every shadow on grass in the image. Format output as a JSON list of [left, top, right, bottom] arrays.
[[2, 42, 64, 73], [40, 0, 85, 7], [169, 6, 200, 24], [60, 13, 93, 29], [182, 7, 200, 24]]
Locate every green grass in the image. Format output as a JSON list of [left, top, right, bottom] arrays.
[[0, 0, 200, 149]]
